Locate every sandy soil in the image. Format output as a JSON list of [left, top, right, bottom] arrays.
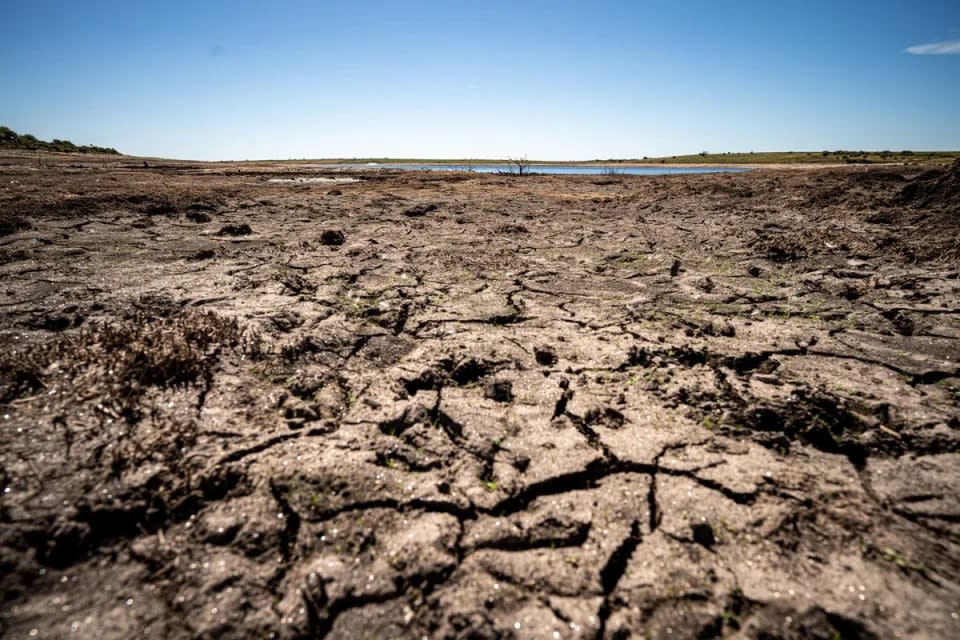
[[1, 153, 959, 639]]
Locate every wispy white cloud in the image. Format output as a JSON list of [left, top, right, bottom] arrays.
[[905, 40, 960, 55]]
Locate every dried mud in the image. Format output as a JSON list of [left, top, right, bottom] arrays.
[[2, 154, 960, 639]]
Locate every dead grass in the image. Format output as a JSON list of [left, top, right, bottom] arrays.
[[0, 310, 262, 411]]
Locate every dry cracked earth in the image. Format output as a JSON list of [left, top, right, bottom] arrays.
[[2, 153, 960, 639]]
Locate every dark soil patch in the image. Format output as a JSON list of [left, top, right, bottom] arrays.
[[0, 213, 33, 236], [320, 229, 345, 245], [216, 223, 253, 236], [185, 210, 211, 223], [401, 203, 439, 217]]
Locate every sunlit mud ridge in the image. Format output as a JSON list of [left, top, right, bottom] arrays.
[[1, 153, 959, 639]]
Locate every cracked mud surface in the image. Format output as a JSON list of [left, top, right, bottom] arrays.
[[2, 153, 960, 639]]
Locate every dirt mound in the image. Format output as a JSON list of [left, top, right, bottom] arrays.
[[897, 159, 960, 211], [886, 160, 960, 261], [797, 162, 960, 262], [803, 169, 906, 209], [846, 169, 908, 187]]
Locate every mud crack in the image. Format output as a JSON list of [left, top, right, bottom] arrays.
[[596, 519, 642, 639]]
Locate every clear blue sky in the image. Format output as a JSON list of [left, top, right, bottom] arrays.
[[3, 0, 959, 160]]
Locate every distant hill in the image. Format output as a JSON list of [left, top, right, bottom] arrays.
[[0, 125, 120, 155]]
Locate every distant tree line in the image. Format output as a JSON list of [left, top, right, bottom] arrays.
[[0, 125, 120, 154]]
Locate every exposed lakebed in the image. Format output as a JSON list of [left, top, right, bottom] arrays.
[[1, 156, 959, 639]]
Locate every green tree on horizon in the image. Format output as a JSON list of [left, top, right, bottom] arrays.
[[0, 125, 120, 155]]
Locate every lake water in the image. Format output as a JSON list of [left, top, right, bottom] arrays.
[[329, 163, 750, 176]]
